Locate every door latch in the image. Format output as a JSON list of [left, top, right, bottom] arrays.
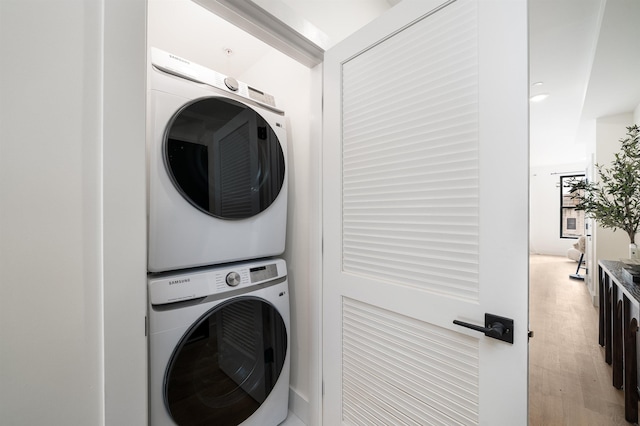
[[453, 313, 514, 344]]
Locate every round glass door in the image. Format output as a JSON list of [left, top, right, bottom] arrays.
[[164, 298, 288, 426], [165, 97, 285, 219]]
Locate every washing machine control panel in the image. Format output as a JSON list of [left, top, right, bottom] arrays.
[[250, 264, 278, 283], [149, 259, 286, 305]]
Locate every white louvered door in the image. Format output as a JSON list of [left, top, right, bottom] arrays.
[[322, 1, 529, 425]]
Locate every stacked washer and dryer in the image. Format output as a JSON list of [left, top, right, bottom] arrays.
[[146, 48, 290, 426]]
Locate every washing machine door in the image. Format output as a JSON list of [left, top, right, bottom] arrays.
[[164, 97, 285, 219], [164, 297, 288, 426]]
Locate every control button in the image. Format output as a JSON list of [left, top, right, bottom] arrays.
[[225, 271, 241, 287], [224, 77, 239, 92]]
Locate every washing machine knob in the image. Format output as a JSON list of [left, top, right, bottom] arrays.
[[225, 271, 241, 287], [224, 77, 239, 92]]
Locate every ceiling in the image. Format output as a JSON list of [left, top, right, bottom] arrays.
[[529, 0, 640, 167], [278, 0, 400, 48], [194, 0, 640, 168]]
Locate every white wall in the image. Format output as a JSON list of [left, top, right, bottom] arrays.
[[530, 162, 586, 255], [593, 112, 637, 261], [0, 1, 147, 425], [0, 2, 103, 423], [529, 105, 640, 257], [147, 1, 318, 423], [582, 112, 637, 302]]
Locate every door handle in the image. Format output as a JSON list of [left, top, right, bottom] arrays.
[[453, 313, 514, 344]]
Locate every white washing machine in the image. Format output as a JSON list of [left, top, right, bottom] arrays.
[[148, 258, 290, 426], [148, 47, 288, 273]]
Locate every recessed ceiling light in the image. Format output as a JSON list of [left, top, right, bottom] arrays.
[[530, 93, 549, 102], [531, 81, 544, 87]]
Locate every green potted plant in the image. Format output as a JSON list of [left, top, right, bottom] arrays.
[[569, 125, 640, 257]]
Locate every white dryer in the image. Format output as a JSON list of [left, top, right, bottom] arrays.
[[148, 48, 288, 273], [148, 258, 290, 426]]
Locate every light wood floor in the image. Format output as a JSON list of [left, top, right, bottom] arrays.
[[529, 254, 632, 425]]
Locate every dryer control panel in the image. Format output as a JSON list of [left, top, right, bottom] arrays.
[[148, 258, 286, 306], [150, 47, 281, 113]]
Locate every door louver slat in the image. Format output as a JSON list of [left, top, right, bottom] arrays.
[[343, 298, 479, 425], [341, 0, 479, 302]]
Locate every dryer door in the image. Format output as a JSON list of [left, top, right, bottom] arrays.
[[164, 297, 288, 426], [165, 97, 285, 219]]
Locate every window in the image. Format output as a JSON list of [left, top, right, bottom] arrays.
[[560, 174, 585, 238]]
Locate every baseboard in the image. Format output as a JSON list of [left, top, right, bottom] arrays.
[[289, 387, 310, 425]]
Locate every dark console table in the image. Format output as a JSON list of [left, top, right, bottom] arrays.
[[599, 260, 640, 423]]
